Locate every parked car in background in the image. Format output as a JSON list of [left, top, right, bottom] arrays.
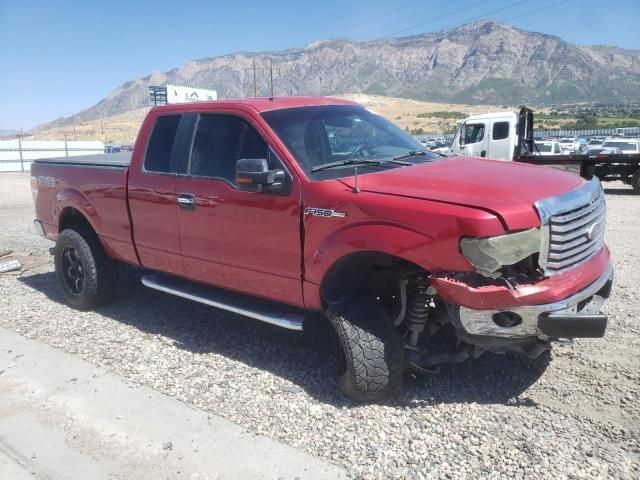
[[105, 144, 121, 153], [586, 138, 604, 150], [534, 141, 562, 155], [601, 139, 640, 154], [558, 137, 581, 153], [430, 140, 451, 155], [585, 147, 623, 156]]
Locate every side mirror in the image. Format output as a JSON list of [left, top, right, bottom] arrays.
[[235, 158, 284, 193]]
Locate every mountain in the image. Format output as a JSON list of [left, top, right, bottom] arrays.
[[0, 129, 20, 138], [36, 20, 640, 130]]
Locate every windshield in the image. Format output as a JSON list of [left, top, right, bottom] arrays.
[[261, 105, 437, 180], [602, 141, 636, 150]]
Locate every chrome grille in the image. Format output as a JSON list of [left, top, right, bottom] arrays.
[[535, 179, 606, 276]]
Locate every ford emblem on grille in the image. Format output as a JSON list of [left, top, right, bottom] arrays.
[[586, 222, 599, 240]]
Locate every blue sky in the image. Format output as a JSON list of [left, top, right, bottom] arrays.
[[1, 0, 639, 130]]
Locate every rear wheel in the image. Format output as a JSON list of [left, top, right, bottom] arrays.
[[54, 228, 118, 310], [326, 290, 404, 402]]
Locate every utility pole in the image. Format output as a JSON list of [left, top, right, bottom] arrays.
[[71, 113, 76, 140], [245, 58, 280, 97], [245, 59, 258, 97], [269, 59, 280, 97], [18, 128, 24, 172], [253, 58, 257, 97]]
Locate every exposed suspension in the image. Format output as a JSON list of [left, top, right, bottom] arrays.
[[405, 275, 432, 350]]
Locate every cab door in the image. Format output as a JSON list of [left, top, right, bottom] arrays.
[[458, 121, 487, 158], [174, 112, 304, 307], [487, 120, 512, 160]]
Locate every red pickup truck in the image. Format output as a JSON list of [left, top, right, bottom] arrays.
[[32, 97, 614, 401]]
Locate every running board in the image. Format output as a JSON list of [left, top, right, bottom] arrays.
[[141, 275, 305, 331]]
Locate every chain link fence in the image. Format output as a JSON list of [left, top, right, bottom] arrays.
[[414, 127, 640, 142]]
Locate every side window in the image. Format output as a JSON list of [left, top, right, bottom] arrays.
[[492, 121, 509, 140], [144, 115, 181, 173], [463, 123, 485, 145], [554, 143, 561, 154], [190, 115, 269, 183]]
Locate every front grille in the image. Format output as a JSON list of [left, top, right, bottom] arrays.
[[535, 179, 606, 276]]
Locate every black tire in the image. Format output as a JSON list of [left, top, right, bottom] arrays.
[[326, 290, 404, 402], [54, 228, 118, 310], [632, 169, 640, 195]]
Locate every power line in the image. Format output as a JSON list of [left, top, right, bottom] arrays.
[[385, 0, 488, 37], [497, 0, 573, 23], [353, 0, 461, 38], [439, 0, 529, 32]]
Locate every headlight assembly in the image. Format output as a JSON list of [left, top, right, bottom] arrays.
[[460, 228, 541, 278]]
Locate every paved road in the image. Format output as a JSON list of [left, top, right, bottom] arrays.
[[0, 327, 347, 479]]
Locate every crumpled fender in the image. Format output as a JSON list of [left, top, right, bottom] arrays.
[[304, 220, 472, 287]]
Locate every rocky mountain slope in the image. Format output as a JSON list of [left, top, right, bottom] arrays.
[[38, 20, 640, 130]]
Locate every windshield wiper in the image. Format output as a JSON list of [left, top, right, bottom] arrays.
[[311, 158, 411, 173], [392, 150, 431, 162]]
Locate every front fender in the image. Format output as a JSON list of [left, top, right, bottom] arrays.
[[305, 221, 472, 287]]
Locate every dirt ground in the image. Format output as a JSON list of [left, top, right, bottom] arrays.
[[0, 172, 638, 479]]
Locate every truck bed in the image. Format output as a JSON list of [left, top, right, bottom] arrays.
[[31, 156, 138, 265], [515, 152, 640, 182], [33, 151, 131, 168]]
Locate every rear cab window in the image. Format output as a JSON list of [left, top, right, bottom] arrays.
[[492, 121, 509, 140], [144, 115, 182, 173]]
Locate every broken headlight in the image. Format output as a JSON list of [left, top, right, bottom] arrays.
[[460, 228, 541, 278]]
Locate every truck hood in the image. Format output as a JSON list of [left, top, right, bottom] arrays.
[[340, 157, 585, 230]]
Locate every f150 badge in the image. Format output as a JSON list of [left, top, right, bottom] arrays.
[[304, 207, 346, 218]]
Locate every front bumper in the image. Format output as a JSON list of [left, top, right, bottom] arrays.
[[448, 262, 613, 339]]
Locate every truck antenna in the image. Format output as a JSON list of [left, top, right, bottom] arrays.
[[352, 167, 360, 194]]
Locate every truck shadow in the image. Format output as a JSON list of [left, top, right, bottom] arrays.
[[19, 268, 544, 409], [603, 188, 637, 196]]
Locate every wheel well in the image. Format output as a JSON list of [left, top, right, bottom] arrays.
[[320, 251, 425, 306], [59, 207, 94, 236]]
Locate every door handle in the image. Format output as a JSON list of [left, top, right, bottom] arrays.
[[480, 150, 487, 157], [177, 193, 196, 210]]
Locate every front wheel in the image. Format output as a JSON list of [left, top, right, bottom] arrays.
[[54, 228, 118, 310], [326, 290, 404, 402]]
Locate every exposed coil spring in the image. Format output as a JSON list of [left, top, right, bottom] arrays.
[[406, 276, 430, 348]]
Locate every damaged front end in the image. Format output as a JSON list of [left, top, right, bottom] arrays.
[[459, 227, 542, 281], [396, 260, 613, 374]]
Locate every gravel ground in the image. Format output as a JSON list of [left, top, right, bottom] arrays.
[[1, 172, 638, 479]]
